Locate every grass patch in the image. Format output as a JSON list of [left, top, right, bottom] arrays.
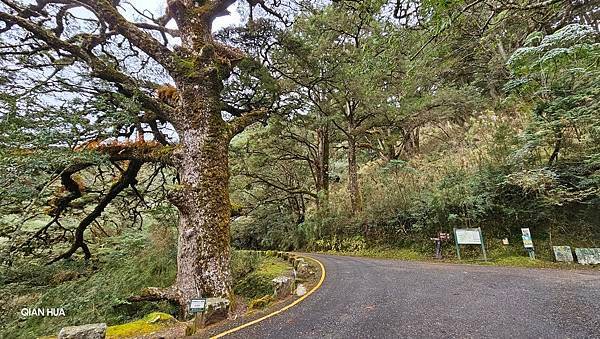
[[323, 247, 427, 261], [1, 227, 178, 339], [325, 246, 597, 270], [106, 312, 176, 338], [493, 256, 554, 268]]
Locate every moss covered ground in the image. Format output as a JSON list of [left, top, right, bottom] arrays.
[[233, 254, 291, 300], [105, 312, 176, 338]]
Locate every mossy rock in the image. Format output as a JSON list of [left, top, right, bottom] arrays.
[[106, 312, 176, 338], [248, 294, 274, 310], [233, 258, 291, 299]]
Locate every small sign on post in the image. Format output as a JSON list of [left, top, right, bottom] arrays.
[[431, 232, 451, 259], [521, 228, 535, 260], [189, 298, 206, 314], [454, 227, 487, 261]]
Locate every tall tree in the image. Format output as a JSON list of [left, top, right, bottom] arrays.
[[0, 0, 283, 312], [275, 0, 406, 214]]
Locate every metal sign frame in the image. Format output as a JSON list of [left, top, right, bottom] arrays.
[[454, 227, 487, 261]]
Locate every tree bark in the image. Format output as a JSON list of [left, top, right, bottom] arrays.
[[168, 75, 233, 311], [344, 99, 362, 215], [402, 126, 420, 159], [347, 133, 362, 214], [315, 122, 330, 207], [548, 130, 563, 166]]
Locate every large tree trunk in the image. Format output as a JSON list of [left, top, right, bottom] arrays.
[[168, 78, 232, 310]]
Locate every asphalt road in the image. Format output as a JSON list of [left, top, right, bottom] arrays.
[[225, 254, 600, 339]]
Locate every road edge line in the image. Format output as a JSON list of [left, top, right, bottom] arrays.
[[211, 254, 326, 338]]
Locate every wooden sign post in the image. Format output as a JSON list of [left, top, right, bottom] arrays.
[[431, 232, 451, 259], [189, 298, 207, 330]]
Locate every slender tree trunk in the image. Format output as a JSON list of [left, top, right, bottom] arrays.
[[402, 127, 420, 159], [347, 133, 362, 214], [548, 131, 563, 166], [316, 122, 330, 207], [343, 100, 361, 215], [168, 78, 232, 309]]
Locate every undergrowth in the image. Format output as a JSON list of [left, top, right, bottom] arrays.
[[1, 226, 292, 339]]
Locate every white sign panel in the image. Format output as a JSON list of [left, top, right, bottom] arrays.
[[455, 229, 482, 245], [521, 228, 534, 248], [189, 299, 206, 313]]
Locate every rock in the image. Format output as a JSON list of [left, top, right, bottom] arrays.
[[272, 275, 294, 299], [202, 297, 230, 326], [296, 262, 312, 278], [553, 246, 574, 262], [190, 297, 231, 333], [293, 257, 305, 267], [295, 284, 307, 296], [58, 323, 106, 339], [575, 248, 600, 265]]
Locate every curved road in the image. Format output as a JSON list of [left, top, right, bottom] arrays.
[[225, 254, 600, 339]]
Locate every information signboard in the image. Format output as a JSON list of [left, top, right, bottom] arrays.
[[521, 228, 534, 248], [455, 229, 482, 245], [575, 248, 600, 265], [453, 227, 487, 261]]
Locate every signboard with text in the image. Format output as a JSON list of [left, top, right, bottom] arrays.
[[189, 299, 206, 314], [453, 227, 487, 261], [455, 229, 482, 245], [575, 248, 600, 265], [521, 228, 534, 248]]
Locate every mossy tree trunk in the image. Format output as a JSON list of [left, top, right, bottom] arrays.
[[164, 1, 244, 312], [125, 1, 267, 314], [168, 76, 233, 307]]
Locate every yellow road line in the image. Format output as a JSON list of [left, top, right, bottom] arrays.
[[211, 255, 326, 338]]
